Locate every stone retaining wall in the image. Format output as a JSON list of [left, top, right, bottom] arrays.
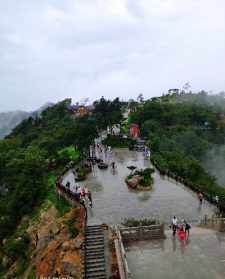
[[120, 224, 165, 244], [113, 224, 165, 279]]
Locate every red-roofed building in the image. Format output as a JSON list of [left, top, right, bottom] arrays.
[[129, 123, 140, 138]]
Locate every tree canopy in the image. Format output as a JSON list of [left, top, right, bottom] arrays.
[[130, 91, 225, 199]]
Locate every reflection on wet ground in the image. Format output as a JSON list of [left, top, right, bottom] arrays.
[[126, 228, 225, 279], [63, 148, 216, 225]]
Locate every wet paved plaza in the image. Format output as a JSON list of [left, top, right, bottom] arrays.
[[63, 148, 216, 225], [63, 148, 223, 279], [126, 228, 225, 279]]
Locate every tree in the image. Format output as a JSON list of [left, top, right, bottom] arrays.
[[137, 93, 144, 103]]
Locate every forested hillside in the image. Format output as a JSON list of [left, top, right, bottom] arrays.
[[130, 91, 225, 199], [0, 97, 123, 278], [0, 111, 30, 139], [0, 103, 54, 139]]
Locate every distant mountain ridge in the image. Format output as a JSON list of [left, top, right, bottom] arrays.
[[0, 102, 54, 139]]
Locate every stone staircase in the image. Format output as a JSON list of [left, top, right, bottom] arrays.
[[85, 225, 106, 279], [134, 139, 145, 151]]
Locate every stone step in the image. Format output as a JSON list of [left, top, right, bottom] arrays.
[[86, 244, 104, 249], [86, 250, 104, 256], [85, 233, 104, 240], [86, 266, 105, 274], [86, 258, 105, 264], [86, 254, 105, 261], [86, 247, 104, 251], [86, 247, 104, 252], [86, 243, 104, 248], [86, 229, 103, 235], [85, 233, 104, 239], [86, 250, 105, 256], [86, 241, 104, 247], [86, 262, 105, 269], [86, 248, 104, 254], [87, 225, 102, 229], [86, 226, 102, 230], [86, 237, 104, 242], [85, 235, 104, 239], [85, 228, 103, 232], [86, 273, 106, 279], [86, 241, 104, 246]]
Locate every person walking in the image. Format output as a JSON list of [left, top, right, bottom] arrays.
[[172, 216, 178, 236], [215, 195, 219, 204], [198, 192, 203, 204], [88, 191, 93, 208], [184, 220, 191, 237], [111, 161, 116, 170]]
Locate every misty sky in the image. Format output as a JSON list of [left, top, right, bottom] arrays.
[[1, 0, 225, 112]]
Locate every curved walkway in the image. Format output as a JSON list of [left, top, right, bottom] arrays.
[[63, 148, 216, 225]]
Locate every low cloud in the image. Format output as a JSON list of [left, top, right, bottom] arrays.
[[0, 0, 225, 111]]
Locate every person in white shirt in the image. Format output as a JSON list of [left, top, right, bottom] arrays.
[[172, 216, 178, 235]]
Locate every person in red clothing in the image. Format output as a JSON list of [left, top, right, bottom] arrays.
[[178, 223, 186, 241]]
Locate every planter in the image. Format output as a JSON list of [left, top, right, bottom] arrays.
[[125, 176, 152, 191], [98, 162, 108, 169], [75, 175, 86, 182]]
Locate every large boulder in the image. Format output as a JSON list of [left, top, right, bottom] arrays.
[[62, 241, 70, 252], [73, 238, 83, 250], [127, 175, 144, 188], [2, 256, 13, 268], [61, 251, 82, 278], [50, 222, 60, 235]]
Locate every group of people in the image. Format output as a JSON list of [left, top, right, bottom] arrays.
[[96, 143, 112, 154], [171, 216, 191, 239], [76, 185, 93, 208], [65, 181, 93, 208]]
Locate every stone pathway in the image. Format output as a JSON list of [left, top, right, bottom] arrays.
[[85, 225, 106, 279], [63, 149, 216, 225], [126, 227, 225, 279]]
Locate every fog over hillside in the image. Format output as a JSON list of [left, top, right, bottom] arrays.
[[0, 111, 29, 139], [0, 102, 54, 138], [203, 146, 225, 188]]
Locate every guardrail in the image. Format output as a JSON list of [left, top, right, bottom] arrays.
[[150, 157, 225, 212], [199, 215, 225, 232]]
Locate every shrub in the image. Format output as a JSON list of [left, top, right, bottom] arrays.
[[4, 233, 30, 261], [64, 211, 80, 238], [102, 135, 136, 148], [122, 218, 158, 227]]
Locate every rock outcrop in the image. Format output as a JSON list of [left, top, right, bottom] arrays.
[[126, 175, 144, 188]]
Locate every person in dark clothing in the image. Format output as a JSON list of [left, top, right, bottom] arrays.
[[198, 192, 203, 204], [35, 232, 39, 247], [88, 191, 93, 207], [184, 220, 191, 237]]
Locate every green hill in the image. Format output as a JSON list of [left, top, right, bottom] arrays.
[[129, 91, 225, 199]]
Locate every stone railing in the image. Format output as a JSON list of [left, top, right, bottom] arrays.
[[114, 226, 132, 279], [56, 172, 87, 279], [120, 224, 165, 244], [113, 224, 165, 279], [199, 215, 225, 232], [150, 157, 225, 212]]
